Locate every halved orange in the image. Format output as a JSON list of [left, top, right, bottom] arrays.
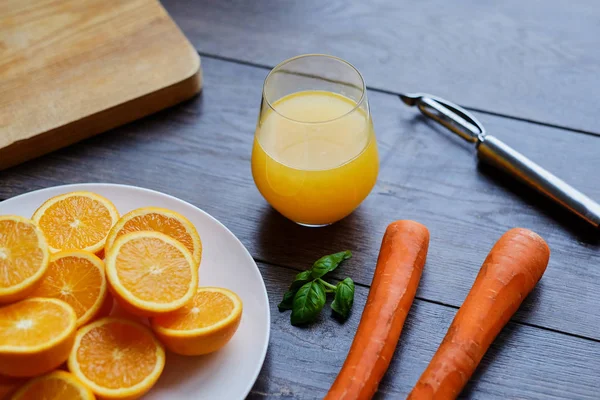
[[0, 374, 25, 399], [0, 298, 77, 377], [32, 191, 119, 254], [68, 317, 165, 400], [105, 231, 198, 316], [0, 216, 50, 304], [28, 251, 110, 327], [151, 287, 242, 355], [104, 207, 202, 267], [11, 370, 95, 400]]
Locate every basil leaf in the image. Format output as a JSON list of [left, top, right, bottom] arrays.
[[291, 280, 326, 325], [278, 290, 296, 311], [278, 270, 313, 312], [331, 278, 355, 320], [290, 270, 312, 291], [311, 250, 352, 279]]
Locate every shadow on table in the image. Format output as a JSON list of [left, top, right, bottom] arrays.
[[460, 321, 521, 399], [461, 281, 547, 397], [461, 269, 548, 396], [255, 205, 372, 272], [514, 275, 548, 320], [408, 112, 598, 244], [477, 163, 599, 245]]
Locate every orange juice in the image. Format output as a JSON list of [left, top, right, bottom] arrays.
[[252, 90, 379, 226]]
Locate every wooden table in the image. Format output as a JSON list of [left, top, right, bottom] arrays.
[[1, 1, 599, 398]]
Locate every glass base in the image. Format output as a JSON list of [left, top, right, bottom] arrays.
[[295, 222, 332, 228]]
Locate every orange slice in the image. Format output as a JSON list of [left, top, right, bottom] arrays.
[[68, 317, 165, 400], [32, 191, 119, 254], [0, 375, 25, 399], [28, 251, 110, 327], [151, 287, 242, 355], [105, 231, 198, 316], [104, 207, 202, 267], [0, 298, 76, 377], [0, 216, 50, 304], [11, 370, 95, 400]]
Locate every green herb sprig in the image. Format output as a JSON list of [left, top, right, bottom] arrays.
[[278, 251, 355, 325]]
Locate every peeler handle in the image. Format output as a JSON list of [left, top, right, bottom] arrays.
[[478, 135, 600, 227]]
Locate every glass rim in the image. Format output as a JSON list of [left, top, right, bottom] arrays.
[[262, 54, 367, 124]]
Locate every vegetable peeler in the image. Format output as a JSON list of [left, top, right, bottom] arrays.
[[400, 93, 600, 228]]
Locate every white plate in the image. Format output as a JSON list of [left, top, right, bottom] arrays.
[[0, 183, 270, 399]]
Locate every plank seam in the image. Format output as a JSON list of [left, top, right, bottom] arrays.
[[255, 257, 600, 344], [197, 51, 600, 139]]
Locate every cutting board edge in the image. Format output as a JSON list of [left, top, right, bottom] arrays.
[[0, 64, 203, 171]]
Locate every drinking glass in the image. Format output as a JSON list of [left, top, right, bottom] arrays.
[[251, 54, 379, 226]]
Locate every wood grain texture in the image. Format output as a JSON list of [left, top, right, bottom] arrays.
[[0, 0, 202, 170], [252, 263, 600, 399], [161, 0, 600, 134], [0, 57, 599, 340]]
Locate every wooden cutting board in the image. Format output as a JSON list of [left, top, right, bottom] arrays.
[[0, 0, 202, 170]]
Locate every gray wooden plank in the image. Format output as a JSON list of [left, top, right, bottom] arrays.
[[161, 0, 600, 134], [373, 109, 600, 344], [0, 57, 599, 340], [252, 263, 599, 399]]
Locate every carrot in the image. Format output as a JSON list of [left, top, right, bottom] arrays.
[[408, 227, 550, 400], [325, 220, 430, 400]]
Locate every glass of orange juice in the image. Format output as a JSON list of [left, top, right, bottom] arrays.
[[251, 54, 379, 227]]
